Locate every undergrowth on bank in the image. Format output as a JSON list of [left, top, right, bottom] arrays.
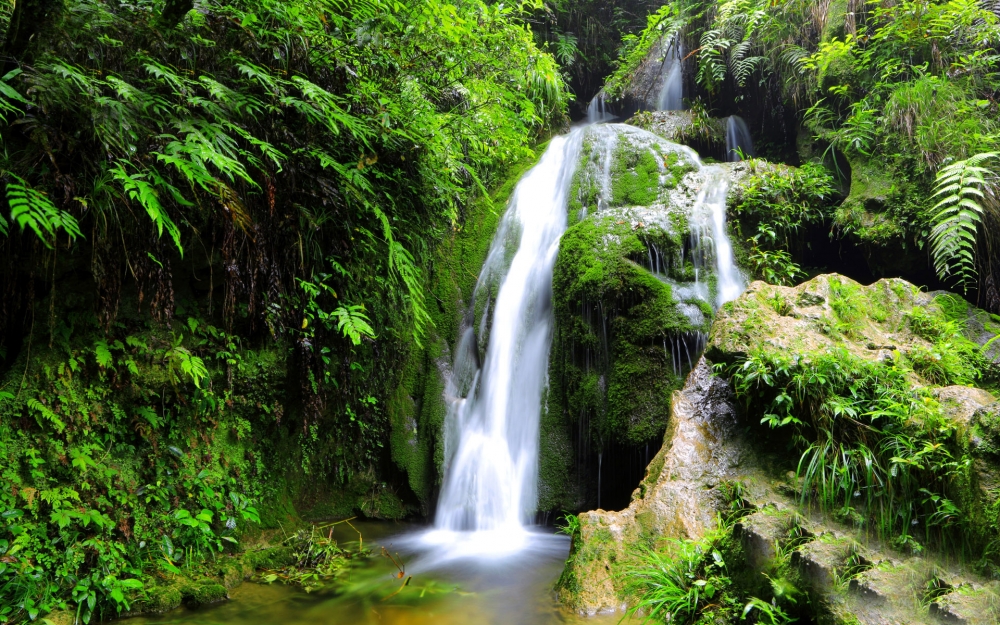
[[0, 0, 568, 621], [623, 486, 802, 625]]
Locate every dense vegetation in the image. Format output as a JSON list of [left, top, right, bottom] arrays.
[[3, 0, 1000, 622], [605, 0, 1000, 301], [0, 0, 567, 621]]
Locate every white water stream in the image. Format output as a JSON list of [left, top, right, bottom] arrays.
[[418, 122, 743, 560], [657, 38, 684, 111], [419, 130, 585, 557], [725, 115, 755, 161]]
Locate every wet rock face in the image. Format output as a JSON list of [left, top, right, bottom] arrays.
[[543, 123, 728, 511], [557, 357, 755, 614]]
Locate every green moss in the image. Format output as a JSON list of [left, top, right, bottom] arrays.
[[242, 546, 296, 571], [141, 585, 183, 613], [545, 207, 711, 510], [609, 143, 694, 207], [611, 145, 661, 206], [183, 581, 228, 606]]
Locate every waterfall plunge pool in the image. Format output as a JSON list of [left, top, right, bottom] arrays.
[[123, 521, 622, 625], [125, 123, 747, 625]]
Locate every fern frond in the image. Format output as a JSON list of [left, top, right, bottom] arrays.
[[929, 152, 1000, 291], [5, 175, 82, 247], [111, 162, 184, 255], [333, 305, 376, 346]]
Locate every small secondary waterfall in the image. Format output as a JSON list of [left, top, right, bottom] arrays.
[[657, 38, 684, 111], [586, 92, 612, 124], [692, 166, 744, 306], [725, 115, 754, 161], [432, 130, 584, 538]]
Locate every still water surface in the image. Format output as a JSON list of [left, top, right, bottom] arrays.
[[125, 522, 621, 625]]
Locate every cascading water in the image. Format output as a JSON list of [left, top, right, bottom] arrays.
[[691, 166, 744, 307], [586, 92, 612, 124], [725, 115, 754, 161], [418, 122, 743, 562], [423, 129, 585, 555], [657, 38, 684, 111]]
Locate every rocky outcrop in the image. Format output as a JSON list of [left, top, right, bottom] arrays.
[[627, 110, 725, 152], [559, 274, 1000, 623], [707, 274, 944, 366], [557, 357, 766, 614]]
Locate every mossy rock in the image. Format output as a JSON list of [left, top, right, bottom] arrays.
[[546, 124, 735, 513], [133, 583, 184, 614], [822, 0, 850, 42], [242, 545, 296, 570], [707, 274, 956, 373], [181, 581, 229, 606]]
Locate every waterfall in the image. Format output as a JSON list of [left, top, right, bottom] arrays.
[[420, 123, 742, 559], [692, 165, 745, 308], [430, 129, 585, 543], [586, 92, 611, 124], [725, 115, 754, 161], [657, 38, 684, 111]]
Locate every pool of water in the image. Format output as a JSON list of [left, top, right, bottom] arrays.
[[125, 522, 622, 625]]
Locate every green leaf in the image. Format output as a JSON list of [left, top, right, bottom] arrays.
[[5, 176, 82, 247], [111, 162, 184, 256], [94, 340, 114, 369]]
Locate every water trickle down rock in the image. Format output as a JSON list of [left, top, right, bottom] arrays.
[[656, 37, 684, 112], [435, 129, 585, 533], [725, 115, 754, 162]]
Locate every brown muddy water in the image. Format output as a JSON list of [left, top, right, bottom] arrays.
[[124, 522, 622, 625]]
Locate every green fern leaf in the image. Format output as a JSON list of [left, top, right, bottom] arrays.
[[5, 176, 82, 247], [111, 162, 184, 255], [94, 340, 114, 369], [333, 305, 376, 346], [929, 152, 999, 291]]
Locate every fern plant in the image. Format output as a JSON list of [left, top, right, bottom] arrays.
[[4, 175, 82, 247], [929, 152, 999, 291]]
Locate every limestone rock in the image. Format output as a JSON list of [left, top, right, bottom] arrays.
[[558, 357, 759, 614]]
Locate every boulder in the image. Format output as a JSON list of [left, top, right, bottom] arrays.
[[557, 357, 761, 614]]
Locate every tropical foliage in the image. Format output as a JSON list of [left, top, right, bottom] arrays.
[[0, 0, 566, 621]]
